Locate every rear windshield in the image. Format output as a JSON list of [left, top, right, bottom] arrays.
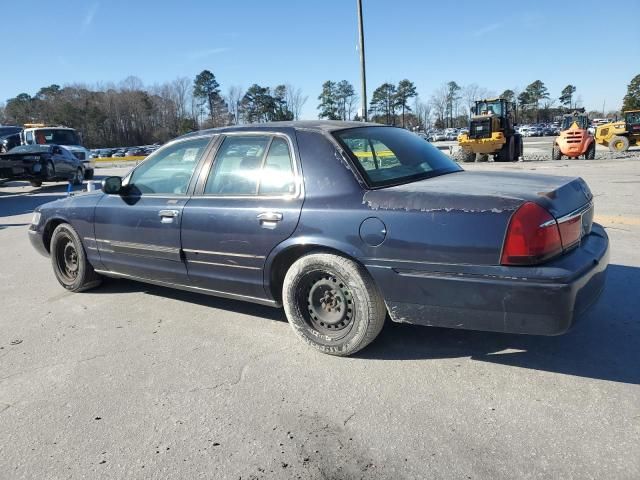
[[333, 126, 461, 188], [8, 145, 50, 154]]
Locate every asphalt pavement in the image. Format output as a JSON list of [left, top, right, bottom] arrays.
[[1, 159, 639, 479]]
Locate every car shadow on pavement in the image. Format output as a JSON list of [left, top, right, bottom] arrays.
[[95, 278, 287, 323], [360, 264, 640, 385]]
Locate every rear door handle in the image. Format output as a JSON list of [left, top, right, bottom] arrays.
[[257, 212, 283, 229], [159, 209, 179, 218]]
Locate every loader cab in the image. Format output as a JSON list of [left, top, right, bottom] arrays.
[[625, 110, 640, 135], [469, 99, 514, 139], [561, 113, 589, 132]]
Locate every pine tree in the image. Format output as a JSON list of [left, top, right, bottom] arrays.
[[622, 74, 640, 111], [395, 79, 417, 128]]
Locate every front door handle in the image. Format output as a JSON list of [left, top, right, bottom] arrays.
[[159, 209, 179, 218], [257, 212, 283, 229]]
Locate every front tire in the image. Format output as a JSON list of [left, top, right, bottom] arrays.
[[50, 223, 102, 292], [552, 145, 562, 160], [609, 135, 629, 152], [282, 253, 386, 356]]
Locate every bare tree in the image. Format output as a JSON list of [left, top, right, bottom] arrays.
[[226, 85, 244, 124], [285, 84, 308, 120], [462, 84, 482, 117], [172, 76, 192, 121], [119, 76, 144, 92], [413, 97, 432, 130], [429, 84, 448, 128]]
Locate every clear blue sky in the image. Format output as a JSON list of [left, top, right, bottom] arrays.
[[1, 0, 638, 119]]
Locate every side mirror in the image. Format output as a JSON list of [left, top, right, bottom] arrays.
[[102, 176, 122, 194]]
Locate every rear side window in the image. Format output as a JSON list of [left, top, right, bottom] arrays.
[[334, 126, 461, 188], [204, 135, 295, 196]]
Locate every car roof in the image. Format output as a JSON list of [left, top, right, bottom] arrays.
[[178, 120, 383, 139]]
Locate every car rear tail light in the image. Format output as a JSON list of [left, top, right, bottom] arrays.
[[501, 202, 563, 265], [557, 215, 582, 249]]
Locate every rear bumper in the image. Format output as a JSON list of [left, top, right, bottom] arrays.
[[368, 224, 609, 335], [0, 161, 46, 180]]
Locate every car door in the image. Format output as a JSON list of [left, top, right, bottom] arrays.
[[51, 146, 72, 176], [93, 135, 214, 284], [181, 133, 304, 300]]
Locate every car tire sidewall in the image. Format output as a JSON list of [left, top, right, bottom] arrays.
[[72, 168, 84, 186], [46, 161, 55, 180], [282, 253, 386, 356], [50, 223, 101, 292]]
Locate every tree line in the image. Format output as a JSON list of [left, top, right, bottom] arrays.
[[2, 71, 637, 147]]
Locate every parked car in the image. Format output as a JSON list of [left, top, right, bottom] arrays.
[[28, 121, 608, 356], [518, 126, 532, 137], [1, 131, 22, 153], [430, 131, 446, 141], [0, 144, 84, 186], [445, 131, 458, 141]]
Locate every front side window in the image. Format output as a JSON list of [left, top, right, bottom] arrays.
[[128, 136, 211, 194], [204, 135, 296, 196], [334, 126, 461, 188]]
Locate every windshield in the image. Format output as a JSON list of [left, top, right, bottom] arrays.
[[7, 145, 50, 154], [562, 115, 588, 130], [626, 112, 640, 124], [0, 127, 22, 137], [32, 128, 80, 146], [475, 101, 503, 116], [334, 126, 462, 188]]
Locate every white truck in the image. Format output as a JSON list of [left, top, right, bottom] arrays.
[[20, 124, 95, 179]]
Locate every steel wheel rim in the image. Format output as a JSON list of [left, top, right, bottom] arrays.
[[297, 270, 355, 339], [55, 234, 79, 283]]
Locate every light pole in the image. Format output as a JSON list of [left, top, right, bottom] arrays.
[[356, 0, 367, 122]]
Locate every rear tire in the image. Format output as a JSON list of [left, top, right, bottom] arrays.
[[477, 154, 489, 162], [84, 168, 94, 180], [45, 161, 55, 180], [496, 136, 515, 162], [514, 134, 523, 160], [71, 168, 84, 186], [50, 223, 102, 292], [282, 253, 386, 356], [460, 150, 476, 163], [552, 145, 562, 160], [608, 136, 629, 152], [29, 180, 43, 187]]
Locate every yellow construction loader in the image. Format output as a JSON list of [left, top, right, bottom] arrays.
[[594, 110, 640, 152], [457, 98, 522, 162]]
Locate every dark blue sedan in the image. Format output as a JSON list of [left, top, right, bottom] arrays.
[[28, 121, 609, 355]]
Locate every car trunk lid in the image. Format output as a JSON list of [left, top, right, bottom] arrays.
[[364, 170, 593, 220]]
